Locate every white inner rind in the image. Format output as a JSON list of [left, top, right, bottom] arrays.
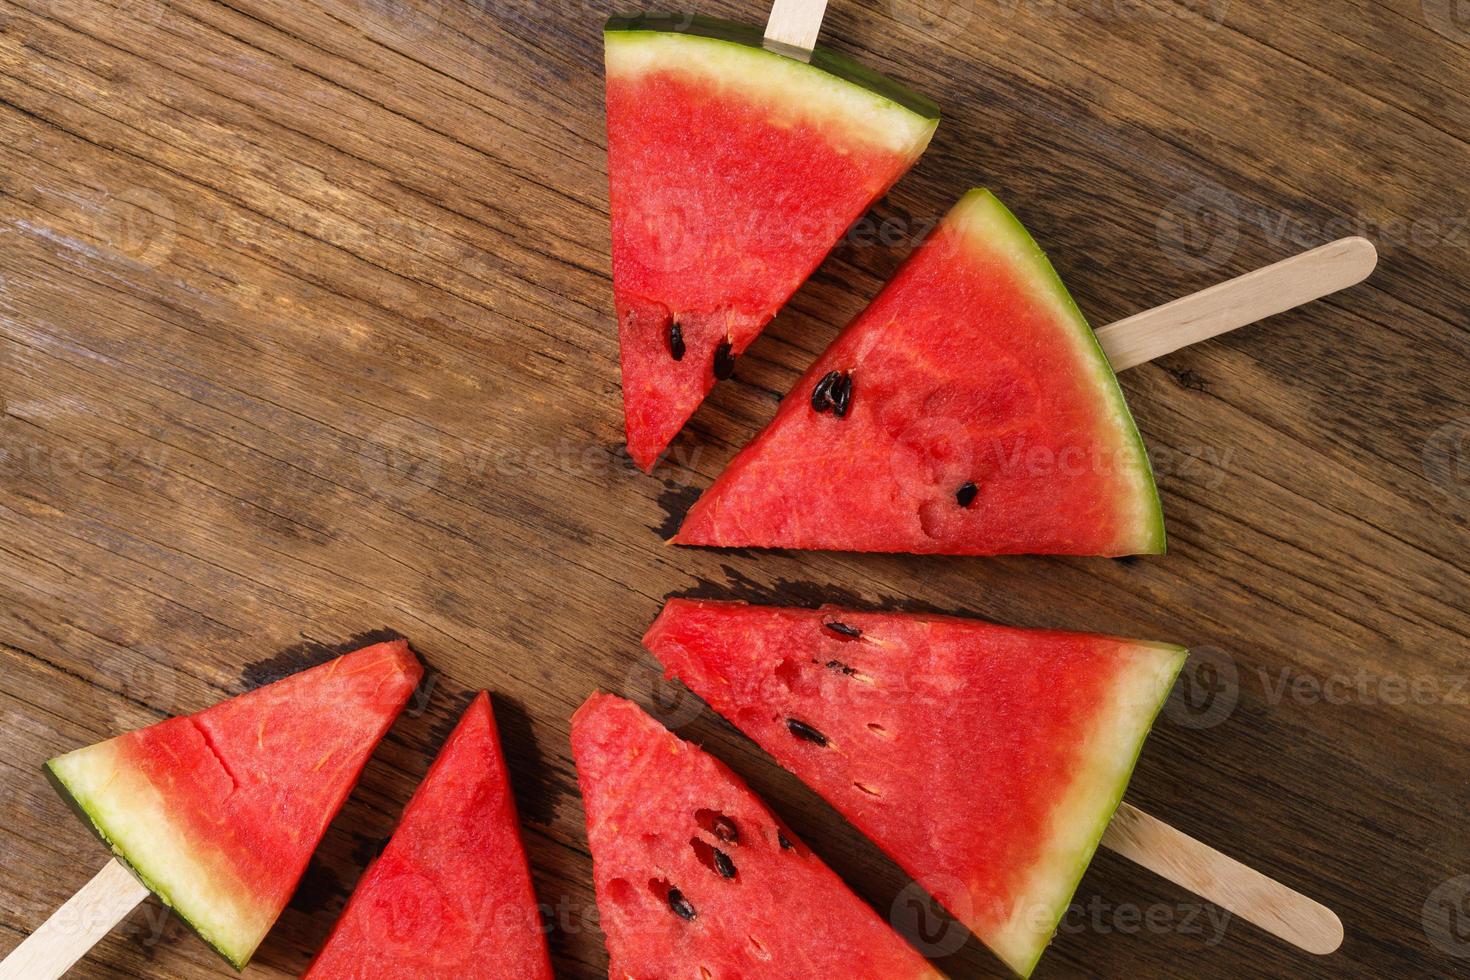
[[983, 642, 1187, 976], [947, 190, 1167, 554], [605, 31, 937, 158], [48, 741, 266, 968]]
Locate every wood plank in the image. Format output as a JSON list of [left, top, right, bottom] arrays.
[[0, 0, 1464, 976]]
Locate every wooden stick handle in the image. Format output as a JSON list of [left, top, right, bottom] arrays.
[[0, 859, 150, 980], [1102, 803, 1343, 955], [1097, 237, 1377, 372], [764, 0, 829, 56]]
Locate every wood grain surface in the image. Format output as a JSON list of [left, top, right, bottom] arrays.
[[0, 0, 1465, 977]]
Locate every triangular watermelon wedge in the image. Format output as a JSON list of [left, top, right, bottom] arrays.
[[605, 14, 939, 471], [304, 692, 552, 978], [644, 599, 1186, 977], [571, 693, 945, 979], [675, 189, 1166, 555], [46, 640, 422, 969]]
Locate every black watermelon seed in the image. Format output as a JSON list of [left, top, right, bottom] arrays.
[[712, 848, 737, 879], [668, 887, 697, 920], [785, 718, 828, 746], [810, 371, 840, 412], [831, 374, 853, 417], [824, 620, 862, 639], [778, 832, 794, 851], [668, 320, 685, 361], [825, 659, 858, 676], [956, 481, 979, 508], [713, 340, 736, 379]]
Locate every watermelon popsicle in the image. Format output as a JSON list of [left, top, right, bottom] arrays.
[[605, 8, 938, 471], [644, 599, 1345, 975], [571, 693, 945, 979], [0, 640, 422, 978], [305, 692, 552, 979], [675, 190, 1377, 555]]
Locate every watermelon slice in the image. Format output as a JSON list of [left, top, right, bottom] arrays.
[[46, 640, 422, 969], [644, 599, 1186, 977], [605, 13, 938, 471], [304, 692, 552, 978], [675, 189, 1165, 555], [571, 693, 944, 979]]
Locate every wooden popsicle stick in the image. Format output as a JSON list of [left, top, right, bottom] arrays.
[[1104, 802, 1344, 955], [764, 0, 830, 58], [0, 859, 149, 980], [1097, 236, 1378, 372]]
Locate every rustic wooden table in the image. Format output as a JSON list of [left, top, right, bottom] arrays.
[[1, 0, 1465, 976]]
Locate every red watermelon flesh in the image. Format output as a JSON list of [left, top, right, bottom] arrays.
[[571, 693, 945, 979], [606, 14, 938, 471], [644, 600, 1186, 977], [304, 692, 551, 979], [675, 189, 1165, 555], [46, 640, 422, 969]]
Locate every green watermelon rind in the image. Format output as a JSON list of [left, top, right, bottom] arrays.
[[954, 189, 1168, 555], [44, 759, 253, 971], [604, 13, 940, 123], [1008, 641, 1188, 978]]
